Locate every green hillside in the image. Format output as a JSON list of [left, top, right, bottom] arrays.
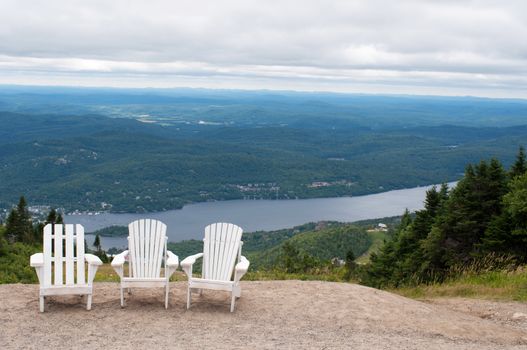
[[168, 221, 374, 270]]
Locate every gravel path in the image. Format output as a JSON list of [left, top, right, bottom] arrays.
[[1, 281, 526, 349]]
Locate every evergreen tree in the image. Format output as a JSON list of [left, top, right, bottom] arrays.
[[363, 240, 398, 288], [5, 208, 19, 242], [393, 185, 448, 284], [501, 173, 527, 260], [433, 160, 507, 265], [93, 234, 102, 252], [510, 145, 526, 179], [479, 169, 527, 260], [5, 196, 33, 243], [45, 208, 64, 225], [344, 249, 357, 280], [92, 234, 109, 263], [45, 208, 57, 225], [399, 209, 413, 233]]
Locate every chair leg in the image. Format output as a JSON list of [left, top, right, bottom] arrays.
[[186, 287, 191, 309], [128, 288, 132, 295], [120, 286, 125, 307], [87, 295, 92, 310], [165, 283, 169, 309], [230, 292, 236, 313], [39, 296, 45, 313]]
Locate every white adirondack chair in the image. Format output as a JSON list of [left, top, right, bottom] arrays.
[[111, 219, 179, 308], [30, 224, 102, 312], [181, 223, 250, 312]]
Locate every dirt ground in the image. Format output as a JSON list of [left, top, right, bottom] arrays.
[[1, 281, 526, 349]]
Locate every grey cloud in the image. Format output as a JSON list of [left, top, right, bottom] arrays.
[[0, 0, 526, 97]]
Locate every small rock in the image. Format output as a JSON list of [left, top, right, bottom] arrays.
[[512, 312, 527, 320]]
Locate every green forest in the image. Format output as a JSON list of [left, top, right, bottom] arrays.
[[1, 88, 527, 214]]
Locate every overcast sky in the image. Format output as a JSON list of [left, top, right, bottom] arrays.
[[1, 0, 526, 98]]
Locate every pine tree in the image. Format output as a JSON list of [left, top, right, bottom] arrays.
[[481, 171, 527, 261], [395, 185, 448, 284], [93, 234, 102, 252], [503, 173, 527, 259], [5, 208, 19, 242], [399, 209, 413, 231], [344, 249, 357, 280], [45, 208, 58, 225], [425, 159, 507, 266], [5, 196, 33, 243], [510, 145, 526, 179]]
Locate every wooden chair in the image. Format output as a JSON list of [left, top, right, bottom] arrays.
[[181, 223, 250, 312], [111, 219, 179, 308], [30, 224, 102, 312]]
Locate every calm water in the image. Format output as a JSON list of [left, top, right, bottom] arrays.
[[74, 182, 456, 249]]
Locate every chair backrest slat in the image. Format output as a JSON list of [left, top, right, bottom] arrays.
[[223, 224, 239, 280], [202, 223, 243, 281], [54, 224, 63, 285], [212, 223, 222, 280], [75, 224, 85, 284], [146, 219, 154, 277], [139, 219, 145, 277], [129, 220, 138, 277], [203, 225, 211, 279], [42, 224, 86, 287], [216, 223, 228, 280], [128, 219, 167, 278], [43, 225, 52, 287], [153, 220, 164, 277], [65, 225, 75, 285]]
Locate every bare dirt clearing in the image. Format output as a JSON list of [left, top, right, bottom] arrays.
[[0, 281, 526, 349]]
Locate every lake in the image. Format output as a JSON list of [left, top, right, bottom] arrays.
[[72, 182, 456, 249]]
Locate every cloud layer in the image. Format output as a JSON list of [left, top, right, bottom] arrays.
[[1, 0, 526, 97]]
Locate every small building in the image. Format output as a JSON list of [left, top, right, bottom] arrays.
[[331, 257, 346, 267], [377, 223, 388, 231]]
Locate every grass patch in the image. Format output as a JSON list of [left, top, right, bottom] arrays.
[[356, 230, 389, 264], [244, 267, 351, 282], [393, 267, 527, 301]]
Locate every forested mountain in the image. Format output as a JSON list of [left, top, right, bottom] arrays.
[[0, 87, 526, 213]]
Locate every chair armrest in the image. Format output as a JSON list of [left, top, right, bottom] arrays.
[[30, 253, 44, 267], [235, 256, 250, 274], [111, 250, 129, 267], [111, 250, 128, 279], [85, 254, 103, 266], [181, 253, 203, 278], [166, 251, 179, 268], [181, 253, 203, 269], [165, 251, 179, 279], [234, 256, 250, 283]]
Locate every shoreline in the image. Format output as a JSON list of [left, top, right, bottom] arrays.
[[69, 180, 459, 216]]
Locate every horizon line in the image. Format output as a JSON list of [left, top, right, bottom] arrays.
[[1, 82, 526, 102]]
